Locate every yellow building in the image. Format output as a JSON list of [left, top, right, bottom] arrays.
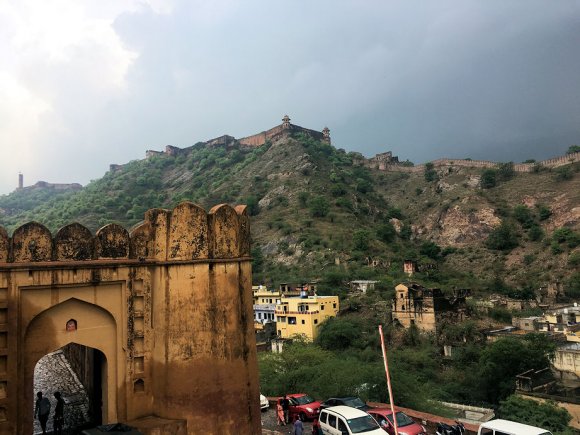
[[275, 295, 339, 341], [252, 285, 281, 304]]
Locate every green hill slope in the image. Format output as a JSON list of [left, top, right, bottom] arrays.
[[1, 132, 578, 297]]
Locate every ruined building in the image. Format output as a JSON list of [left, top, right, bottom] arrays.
[[391, 283, 469, 333], [0, 202, 261, 434]]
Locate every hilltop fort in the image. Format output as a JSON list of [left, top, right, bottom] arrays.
[[110, 115, 580, 174]]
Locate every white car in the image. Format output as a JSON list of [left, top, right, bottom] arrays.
[[319, 406, 385, 435], [260, 393, 269, 411]]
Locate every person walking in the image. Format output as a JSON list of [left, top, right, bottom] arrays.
[[292, 415, 304, 435], [34, 392, 51, 435], [281, 395, 290, 424], [276, 400, 286, 426], [53, 391, 65, 435]]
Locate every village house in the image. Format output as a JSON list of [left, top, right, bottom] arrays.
[[349, 280, 378, 294], [391, 283, 468, 333], [275, 294, 339, 341]]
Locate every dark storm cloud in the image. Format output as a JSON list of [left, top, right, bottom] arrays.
[[1, 1, 579, 194]]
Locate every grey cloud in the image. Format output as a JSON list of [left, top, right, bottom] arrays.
[[1, 0, 579, 194]]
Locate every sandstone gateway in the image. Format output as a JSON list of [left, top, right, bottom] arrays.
[[0, 202, 261, 434]]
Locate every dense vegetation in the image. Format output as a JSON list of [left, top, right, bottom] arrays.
[[2, 132, 579, 431], [259, 312, 571, 431]]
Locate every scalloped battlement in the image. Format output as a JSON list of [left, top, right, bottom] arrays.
[[0, 202, 250, 264]]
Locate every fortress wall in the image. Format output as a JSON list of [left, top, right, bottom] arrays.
[[0, 202, 259, 435], [374, 152, 580, 174], [0, 202, 251, 263], [239, 131, 267, 147]]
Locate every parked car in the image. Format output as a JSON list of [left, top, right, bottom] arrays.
[[477, 419, 553, 435], [367, 408, 427, 435], [277, 393, 322, 421], [319, 405, 385, 435], [320, 396, 371, 411], [260, 393, 269, 411]]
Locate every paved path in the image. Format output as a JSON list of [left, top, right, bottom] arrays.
[[33, 350, 90, 435]]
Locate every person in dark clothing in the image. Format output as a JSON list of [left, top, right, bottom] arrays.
[[293, 415, 304, 435], [53, 391, 65, 435], [35, 391, 51, 435], [281, 395, 290, 424]]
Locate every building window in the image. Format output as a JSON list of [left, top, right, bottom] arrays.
[[301, 320, 305, 324], [278, 316, 286, 323], [314, 319, 318, 324], [289, 317, 297, 325], [400, 293, 403, 298], [333, 303, 337, 309], [321, 305, 325, 310]]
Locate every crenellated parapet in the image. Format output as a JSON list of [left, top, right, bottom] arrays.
[[0, 202, 251, 265]]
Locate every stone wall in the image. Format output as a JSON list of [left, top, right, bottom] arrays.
[[367, 151, 580, 174], [0, 202, 260, 435]]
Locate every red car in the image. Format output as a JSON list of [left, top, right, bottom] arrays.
[[277, 393, 321, 421], [367, 408, 427, 435]]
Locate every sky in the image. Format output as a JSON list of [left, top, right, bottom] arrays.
[[1, 0, 579, 195]]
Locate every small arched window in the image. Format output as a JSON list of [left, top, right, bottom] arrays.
[[66, 319, 77, 332]]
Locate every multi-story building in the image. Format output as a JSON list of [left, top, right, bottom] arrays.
[[391, 283, 468, 333], [275, 295, 339, 341]]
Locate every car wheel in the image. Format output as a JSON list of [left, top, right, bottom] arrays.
[[299, 412, 307, 422]]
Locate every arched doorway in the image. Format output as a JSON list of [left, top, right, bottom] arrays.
[[22, 298, 118, 434], [32, 344, 107, 433]]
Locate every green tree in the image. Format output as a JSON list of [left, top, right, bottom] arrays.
[[537, 204, 552, 221], [497, 162, 516, 181], [424, 162, 438, 182], [377, 222, 396, 243], [528, 224, 544, 242], [499, 395, 573, 434], [316, 318, 361, 351], [400, 223, 412, 240], [567, 145, 580, 154], [478, 334, 555, 403], [486, 222, 519, 251], [353, 230, 371, 251], [420, 241, 441, 260], [513, 205, 534, 228], [481, 169, 497, 188], [567, 272, 580, 299], [309, 196, 330, 217]]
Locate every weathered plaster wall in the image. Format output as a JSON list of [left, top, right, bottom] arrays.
[[0, 202, 260, 435]]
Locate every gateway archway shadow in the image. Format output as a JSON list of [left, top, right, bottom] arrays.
[[32, 344, 107, 434]]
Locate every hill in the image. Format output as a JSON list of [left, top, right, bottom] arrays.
[[0, 126, 579, 298]]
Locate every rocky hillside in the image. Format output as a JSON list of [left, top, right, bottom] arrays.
[[1, 132, 578, 297]]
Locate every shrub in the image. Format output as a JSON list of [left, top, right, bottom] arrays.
[[554, 166, 573, 181], [513, 205, 533, 228], [497, 162, 516, 181], [353, 230, 371, 251], [481, 169, 497, 188], [537, 204, 552, 221], [377, 223, 396, 243], [424, 162, 438, 182], [528, 224, 544, 242], [486, 222, 519, 251], [309, 196, 330, 217]]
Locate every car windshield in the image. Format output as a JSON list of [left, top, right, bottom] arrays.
[[343, 397, 366, 408], [386, 411, 415, 427], [293, 395, 315, 405], [347, 415, 380, 433]]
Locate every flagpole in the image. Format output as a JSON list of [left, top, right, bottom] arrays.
[[379, 325, 399, 435]]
